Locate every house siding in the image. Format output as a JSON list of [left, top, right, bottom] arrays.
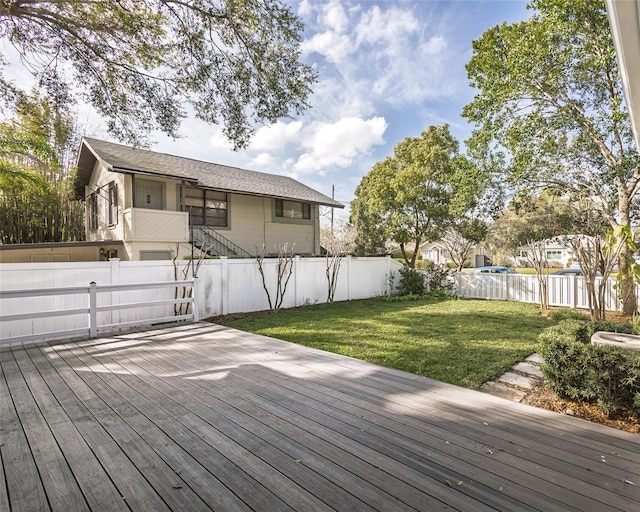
[[84, 163, 322, 259]]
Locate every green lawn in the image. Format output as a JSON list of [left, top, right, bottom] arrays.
[[218, 298, 554, 389]]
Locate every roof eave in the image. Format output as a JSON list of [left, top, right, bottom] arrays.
[[606, 0, 640, 149]]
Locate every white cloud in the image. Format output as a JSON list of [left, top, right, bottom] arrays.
[[294, 116, 387, 173], [250, 121, 303, 151], [250, 152, 279, 169], [320, 0, 349, 33], [207, 128, 234, 150], [355, 6, 419, 48], [302, 31, 353, 63], [422, 35, 447, 56]]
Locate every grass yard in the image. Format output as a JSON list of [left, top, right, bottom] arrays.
[[217, 298, 554, 390]]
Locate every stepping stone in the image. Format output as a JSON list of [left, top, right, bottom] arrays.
[[497, 371, 538, 390], [512, 361, 543, 379], [479, 381, 527, 402], [525, 353, 543, 364]]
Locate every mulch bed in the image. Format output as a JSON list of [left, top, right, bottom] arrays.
[[521, 384, 639, 434]]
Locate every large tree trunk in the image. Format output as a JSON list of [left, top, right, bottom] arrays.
[[617, 194, 637, 315], [619, 248, 637, 315]]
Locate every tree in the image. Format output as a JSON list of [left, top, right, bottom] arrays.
[[0, 0, 316, 148], [0, 92, 84, 243], [351, 125, 491, 267], [485, 190, 609, 265], [463, 0, 640, 313], [440, 218, 488, 272]]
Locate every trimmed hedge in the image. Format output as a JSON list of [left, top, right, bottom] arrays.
[[538, 319, 640, 417]]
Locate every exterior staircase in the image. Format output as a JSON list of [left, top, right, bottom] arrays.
[[190, 225, 252, 258]]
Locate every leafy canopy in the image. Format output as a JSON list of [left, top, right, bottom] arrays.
[[0, 0, 316, 148], [463, 0, 639, 230], [464, 0, 640, 312], [351, 125, 491, 267]]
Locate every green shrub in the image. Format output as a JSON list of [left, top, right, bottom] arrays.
[[538, 319, 640, 417], [397, 266, 425, 295], [414, 259, 435, 270], [548, 310, 590, 322], [424, 267, 456, 297]]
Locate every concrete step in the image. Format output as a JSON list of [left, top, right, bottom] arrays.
[[525, 353, 543, 365], [512, 361, 543, 379], [497, 371, 539, 390], [479, 381, 528, 402]]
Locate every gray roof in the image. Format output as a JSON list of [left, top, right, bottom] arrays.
[[76, 137, 343, 208]]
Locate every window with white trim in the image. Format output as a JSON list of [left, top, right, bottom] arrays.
[[89, 192, 98, 231], [107, 182, 118, 226]]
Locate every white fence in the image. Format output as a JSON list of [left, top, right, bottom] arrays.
[[454, 273, 626, 312], [0, 256, 401, 342]]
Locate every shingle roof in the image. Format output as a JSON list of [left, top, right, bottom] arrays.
[[75, 137, 343, 208]]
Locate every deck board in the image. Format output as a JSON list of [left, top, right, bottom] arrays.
[[1, 322, 639, 511]]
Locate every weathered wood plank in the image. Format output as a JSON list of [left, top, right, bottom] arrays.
[[153, 325, 640, 511], [0, 356, 51, 512], [118, 337, 525, 512], [10, 346, 130, 512], [38, 341, 266, 512], [20, 344, 172, 512], [198, 326, 640, 463], [3, 323, 639, 512], [93, 338, 466, 512], [52, 340, 302, 512], [2, 351, 88, 512], [67, 340, 363, 512]]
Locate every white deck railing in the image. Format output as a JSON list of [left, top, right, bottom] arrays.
[[0, 280, 198, 345]]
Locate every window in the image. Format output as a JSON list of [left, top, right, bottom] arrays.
[[275, 199, 311, 219], [107, 182, 118, 226], [89, 192, 98, 231], [183, 187, 227, 227], [546, 250, 562, 260]]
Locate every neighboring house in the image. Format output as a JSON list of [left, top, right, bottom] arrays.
[[418, 240, 492, 268], [516, 237, 580, 268], [418, 241, 451, 266], [75, 137, 343, 261]]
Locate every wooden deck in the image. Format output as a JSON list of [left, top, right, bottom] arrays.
[[1, 322, 639, 512]]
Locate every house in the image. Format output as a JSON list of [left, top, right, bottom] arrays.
[[515, 236, 581, 268], [418, 240, 492, 268], [418, 241, 451, 266], [75, 137, 343, 261]]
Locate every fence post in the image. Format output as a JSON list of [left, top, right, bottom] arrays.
[[89, 282, 97, 338], [346, 255, 352, 301], [192, 277, 200, 322], [220, 257, 228, 315], [110, 258, 121, 325], [294, 255, 300, 307]]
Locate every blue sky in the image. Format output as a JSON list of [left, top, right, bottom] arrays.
[[5, 0, 531, 220]]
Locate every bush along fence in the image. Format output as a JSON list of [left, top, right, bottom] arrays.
[[454, 273, 628, 313], [0, 256, 402, 341]]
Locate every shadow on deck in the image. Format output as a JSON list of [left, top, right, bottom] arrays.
[[1, 322, 639, 511]]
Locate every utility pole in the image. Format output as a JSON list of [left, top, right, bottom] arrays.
[[331, 184, 335, 243]]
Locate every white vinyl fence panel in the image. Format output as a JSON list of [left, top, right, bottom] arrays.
[[454, 273, 628, 312], [0, 256, 402, 342]]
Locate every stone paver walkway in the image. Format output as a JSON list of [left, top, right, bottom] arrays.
[[480, 353, 544, 402]]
